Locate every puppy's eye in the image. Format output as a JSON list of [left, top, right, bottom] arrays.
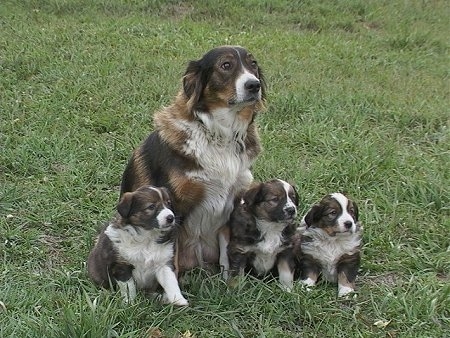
[[268, 197, 279, 203], [167, 200, 172, 207], [221, 62, 232, 70], [251, 60, 257, 68], [147, 204, 156, 211], [328, 210, 337, 217]]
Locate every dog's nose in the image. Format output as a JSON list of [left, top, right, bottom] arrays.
[[244, 79, 261, 93], [285, 207, 296, 217], [166, 214, 174, 224], [344, 221, 353, 229]]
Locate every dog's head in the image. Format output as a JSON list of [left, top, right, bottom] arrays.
[[303, 193, 359, 235], [116, 185, 175, 230], [243, 179, 299, 223], [183, 45, 266, 115]]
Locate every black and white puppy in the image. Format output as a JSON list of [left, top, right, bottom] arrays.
[[297, 193, 362, 297], [87, 185, 188, 306], [219, 179, 299, 291]]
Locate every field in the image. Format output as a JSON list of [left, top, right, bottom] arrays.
[[1, 0, 449, 337]]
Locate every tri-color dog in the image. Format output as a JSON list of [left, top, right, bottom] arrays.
[[87, 185, 188, 305], [120, 46, 266, 272], [297, 193, 362, 297], [219, 179, 299, 291]]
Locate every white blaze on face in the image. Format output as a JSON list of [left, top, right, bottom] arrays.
[[148, 187, 174, 228], [331, 193, 355, 233], [235, 70, 260, 103], [278, 179, 297, 217]]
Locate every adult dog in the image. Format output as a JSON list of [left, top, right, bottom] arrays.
[[120, 46, 266, 272]]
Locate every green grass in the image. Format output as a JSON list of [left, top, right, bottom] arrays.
[[1, 0, 449, 337]]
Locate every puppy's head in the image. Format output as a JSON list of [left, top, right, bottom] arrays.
[[303, 193, 359, 236], [116, 185, 175, 230], [182, 45, 266, 114], [244, 179, 298, 223]]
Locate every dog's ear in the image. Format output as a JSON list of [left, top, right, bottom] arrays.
[[257, 66, 266, 101], [304, 204, 322, 227], [291, 184, 300, 207], [243, 183, 264, 206], [117, 192, 134, 219], [183, 60, 204, 114], [352, 200, 359, 222]]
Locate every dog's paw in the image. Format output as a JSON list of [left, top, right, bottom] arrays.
[[338, 285, 355, 298], [300, 277, 316, 292], [162, 294, 189, 306]]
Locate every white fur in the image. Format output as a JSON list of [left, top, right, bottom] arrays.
[[105, 224, 187, 305], [300, 227, 361, 283], [117, 279, 136, 304], [157, 208, 174, 228], [278, 179, 297, 216], [301, 277, 317, 287], [246, 219, 286, 275], [175, 114, 254, 266], [331, 192, 357, 233], [277, 259, 294, 292], [218, 230, 230, 280], [338, 284, 355, 297], [235, 70, 261, 103]]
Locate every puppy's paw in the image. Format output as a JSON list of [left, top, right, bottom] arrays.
[[162, 294, 189, 306], [300, 277, 316, 292], [338, 285, 355, 297]]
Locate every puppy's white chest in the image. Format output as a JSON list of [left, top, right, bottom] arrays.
[[105, 225, 174, 288], [302, 230, 360, 282], [251, 230, 284, 275]]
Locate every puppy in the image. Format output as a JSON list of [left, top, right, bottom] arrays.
[[220, 179, 299, 291], [120, 46, 266, 272], [87, 185, 188, 306], [297, 193, 362, 297]]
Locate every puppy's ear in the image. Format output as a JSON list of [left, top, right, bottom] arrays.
[[352, 200, 359, 222], [117, 192, 134, 219], [243, 183, 263, 206], [304, 204, 322, 227], [183, 60, 204, 114], [291, 184, 300, 207]]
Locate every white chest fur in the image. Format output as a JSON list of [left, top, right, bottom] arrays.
[[301, 228, 361, 283], [105, 224, 174, 289], [176, 117, 254, 249], [248, 220, 286, 275]]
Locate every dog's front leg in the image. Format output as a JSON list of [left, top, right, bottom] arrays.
[[337, 253, 360, 297], [156, 266, 189, 306], [218, 225, 231, 280], [277, 257, 294, 292], [117, 278, 137, 304]]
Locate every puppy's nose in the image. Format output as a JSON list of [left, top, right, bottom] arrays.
[[285, 206, 296, 217], [244, 79, 261, 93], [166, 214, 174, 224], [344, 221, 353, 229]]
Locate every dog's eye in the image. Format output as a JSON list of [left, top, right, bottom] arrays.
[[251, 60, 258, 68], [221, 62, 232, 70], [147, 204, 156, 211], [328, 210, 337, 217]]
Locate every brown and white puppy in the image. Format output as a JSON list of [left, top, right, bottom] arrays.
[[220, 179, 299, 291], [120, 46, 266, 272], [297, 193, 362, 297], [87, 185, 188, 306]]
